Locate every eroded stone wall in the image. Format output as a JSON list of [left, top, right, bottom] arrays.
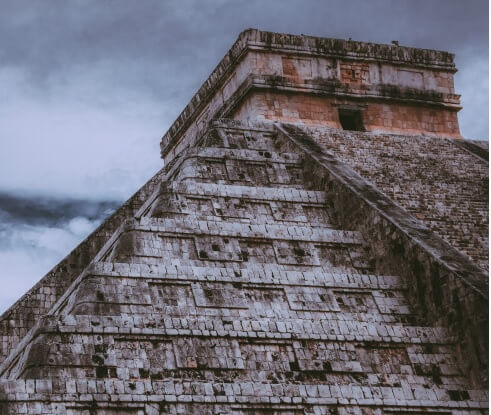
[[232, 91, 460, 137], [300, 126, 488, 270]]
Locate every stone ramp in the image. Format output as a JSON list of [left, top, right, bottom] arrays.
[[300, 126, 489, 271]]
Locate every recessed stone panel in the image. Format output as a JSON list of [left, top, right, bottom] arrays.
[[173, 338, 243, 369], [66, 409, 144, 415], [356, 345, 412, 375], [195, 236, 242, 262], [273, 241, 320, 266], [239, 240, 277, 263], [274, 241, 320, 266], [293, 341, 362, 373], [270, 202, 307, 222], [149, 283, 195, 309], [159, 236, 198, 260], [192, 282, 247, 309], [225, 159, 259, 183], [214, 198, 273, 221], [198, 158, 228, 181], [285, 286, 339, 312], [114, 339, 177, 374], [185, 196, 215, 216], [333, 290, 378, 314], [223, 130, 276, 151], [240, 341, 295, 371], [316, 244, 355, 269]]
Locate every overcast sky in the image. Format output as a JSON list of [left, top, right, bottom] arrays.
[[0, 0, 488, 313]]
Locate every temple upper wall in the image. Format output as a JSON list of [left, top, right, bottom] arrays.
[[160, 29, 461, 164]]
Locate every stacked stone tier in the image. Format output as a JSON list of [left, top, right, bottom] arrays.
[[0, 123, 486, 414]]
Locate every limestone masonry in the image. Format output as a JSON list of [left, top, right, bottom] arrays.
[[0, 29, 487, 414]]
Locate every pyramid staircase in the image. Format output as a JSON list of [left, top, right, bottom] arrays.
[[0, 121, 487, 414]]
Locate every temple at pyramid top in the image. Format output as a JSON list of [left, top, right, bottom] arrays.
[[161, 28, 461, 163]]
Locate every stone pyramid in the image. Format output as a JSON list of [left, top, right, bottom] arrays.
[[0, 30, 487, 414]]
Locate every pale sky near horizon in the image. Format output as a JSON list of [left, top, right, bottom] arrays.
[[0, 0, 488, 313]]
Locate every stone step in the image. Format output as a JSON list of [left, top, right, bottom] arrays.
[[134, 218, 361, 244], [181, 147, 303, 164], [169, 181, 326, 202], [69, 271, 412, 322], [67, 284, 414, 325], [145, 182, 333, 225], [172, 147, 306, 189], [204, 123, 279, 152], [4, 316, 458, 380], [136, 181, 328, 224], [173, 181, 326, 204], [107, 219, 367, 269], [0, 378, 487, 410], [50, 314, 453, 345], [91, 262, 405, 290], [10, 335, 470, 389]]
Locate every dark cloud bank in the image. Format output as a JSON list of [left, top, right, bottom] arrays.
[[0, 192, 118, 227], [0, 193, 118, 313], [0, 0, 488, 312]]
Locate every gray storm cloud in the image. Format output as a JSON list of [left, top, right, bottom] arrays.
[[0, 216, 102, 311], [0, 0, 487, 198], [0, 3, 487, 196], [0, 194, 119, 312]]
